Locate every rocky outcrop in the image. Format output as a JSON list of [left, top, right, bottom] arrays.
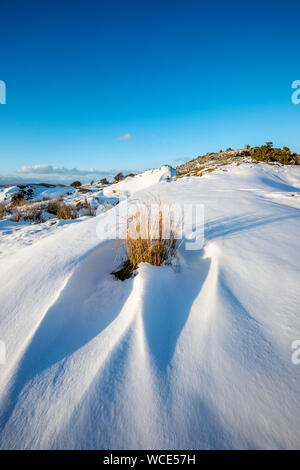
[[176, 146, 257, 174]]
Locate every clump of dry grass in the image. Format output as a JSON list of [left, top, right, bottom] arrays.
[[76, 197, 89, 210], [5, 196, 80, 223], [45, 199, 61, 215], [75, 198, 96, 216], [10, 204, 42, 223], [45, 199, 78, 219], [56, 203, 78, 220], [23, 205, 43, 223], [113, 203, 179, 281], [88, 204, 96, 216]]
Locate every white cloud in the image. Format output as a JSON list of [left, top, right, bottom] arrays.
[[12, 164, 136, 184], [116, 133, 132, 141], [17, 165, 103, 176]]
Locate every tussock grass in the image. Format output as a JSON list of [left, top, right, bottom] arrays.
[[76, 198, 96, 216], [113, 203, 179, 280], [56, 203, 78, 220], [45, 199, 61, 215], [45, 199, 78, 219], [5, 196, 82, 223], [23, 205, 43, 223], [88, 204, 96, 217]]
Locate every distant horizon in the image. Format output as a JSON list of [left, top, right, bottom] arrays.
[[1, 140, 299, 186]]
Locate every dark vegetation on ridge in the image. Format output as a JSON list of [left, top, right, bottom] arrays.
[[175, 142, 300, 177]]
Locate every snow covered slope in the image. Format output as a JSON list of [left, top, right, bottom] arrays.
[[0, 162, 300, 449], [103, 165, 176, 199], [0, 184, 76, 203]]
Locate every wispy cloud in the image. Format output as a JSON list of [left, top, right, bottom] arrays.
[[17, 164, 104, 176], [116, 133, 132, 141]]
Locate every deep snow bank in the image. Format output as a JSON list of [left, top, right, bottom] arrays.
[[0, 163, 300, 449], [103, 165, 176, 199]]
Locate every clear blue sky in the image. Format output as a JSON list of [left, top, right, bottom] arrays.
[[0, 0, 300, 183]]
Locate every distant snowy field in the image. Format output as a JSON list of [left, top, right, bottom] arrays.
[[0, 163, 300, 449]]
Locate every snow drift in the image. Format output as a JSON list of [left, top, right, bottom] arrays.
[[103, 165, 176, 199], [0, 162, 300, 449]]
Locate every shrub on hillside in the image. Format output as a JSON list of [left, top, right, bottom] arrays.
[[70, 181, 81, 187], [77, 187, 90, 194], [114, 172, 124, 183], [23, 206, 43, 223], [56, 203, 78, 220], [251, 142, 298, 165], [46, 199, 78, 219], [16, 186, 33, 198], [99, 178, 109, 185], [45, 199, 61, 215]]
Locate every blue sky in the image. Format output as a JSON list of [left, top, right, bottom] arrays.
[[0, 0, 300, 183]]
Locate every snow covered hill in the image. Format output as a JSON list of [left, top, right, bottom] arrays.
[[103, 165, 177, 199], [0, 162, 300, 449]]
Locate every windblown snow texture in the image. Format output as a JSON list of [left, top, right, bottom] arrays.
[[0, 163, 300, 449]]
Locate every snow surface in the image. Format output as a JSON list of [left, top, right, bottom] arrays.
[[103, 165, 176, 199], [0, 184, 76, 204], [0, 163, 300, 449]]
